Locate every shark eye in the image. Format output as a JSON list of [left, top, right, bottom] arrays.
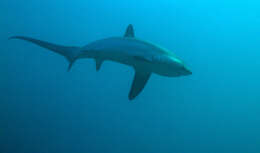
[[152, 55, 170, 64], [160, 56, 171, 63]]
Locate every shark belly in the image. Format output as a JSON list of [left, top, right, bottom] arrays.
[[80, 48, 174, 77], [80, 37, 165, 74]]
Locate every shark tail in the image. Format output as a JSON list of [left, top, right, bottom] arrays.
[[9, 36, 81, 71]]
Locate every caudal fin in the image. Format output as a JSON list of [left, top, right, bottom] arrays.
[[10, 36, 81, 70]]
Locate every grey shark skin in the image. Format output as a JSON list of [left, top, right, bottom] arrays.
[[10, 24, 192, 100]]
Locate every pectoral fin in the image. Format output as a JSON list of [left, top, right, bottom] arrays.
[[129, 69, 151, 100]]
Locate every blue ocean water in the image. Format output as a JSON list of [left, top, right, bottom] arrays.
[[1, 0, 260, 153]]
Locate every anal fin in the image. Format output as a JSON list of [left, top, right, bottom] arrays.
[[95, 59, 104, 71]]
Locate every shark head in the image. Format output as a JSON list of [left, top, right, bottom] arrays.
[[152, 51, 192, 77], [166, 55, 192, 76]]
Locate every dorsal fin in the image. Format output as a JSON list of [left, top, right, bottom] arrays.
[[124, 24, 135, 38]]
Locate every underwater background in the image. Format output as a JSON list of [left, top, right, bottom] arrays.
[[1, 0, 260, 153]]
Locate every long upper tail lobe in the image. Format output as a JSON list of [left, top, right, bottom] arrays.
[[10, 36, 81, 70]]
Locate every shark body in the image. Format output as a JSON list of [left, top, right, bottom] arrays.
[[10, 24, 192, 100]]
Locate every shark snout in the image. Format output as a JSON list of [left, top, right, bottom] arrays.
[[183, 67, 192, 76]]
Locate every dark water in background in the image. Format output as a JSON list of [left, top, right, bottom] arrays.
[[1, 0, 260, 153]]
